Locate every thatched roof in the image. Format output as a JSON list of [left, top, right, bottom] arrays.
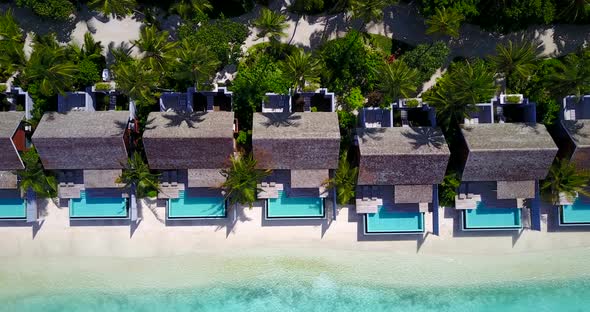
[[187, 169, 226, 188], [496, 180, 536, 199], [291, 169, 329, 188], [252, 112, 340, 170], [0, 112, 25, 170], [461, 123, 557, 181], [0, 171, 18, 189], [142, 111, 235, 170], [562, 119, 590, 169], [83, 169, 123, 189], [32, 111, 130, 170], [394, 184, 433, 204], [356, 127, 450, 185]]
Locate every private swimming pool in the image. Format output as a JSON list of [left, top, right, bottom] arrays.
[[70, 191, 128, 219], [0, 197, 26, 219], [364, 206, 424, 234], [560, 196, 590, 225], [168, 190, 226, 219], [463, 201, 522, 230], [266, 190, 324, 219]]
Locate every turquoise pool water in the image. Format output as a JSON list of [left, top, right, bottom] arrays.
[[561, 196, 590, 224], [0, 197, 25, 219], [365, 205, 424, 233], [464, 202, 522, 230], [70, 191, 127, 218], [267, 190, 324, 218], [3, 278, 590, 312], [168, 190, 226, 218]]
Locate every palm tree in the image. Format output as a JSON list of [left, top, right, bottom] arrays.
[[281, 49, 321, 91], [325, 151, 358, 205], [349, 0, 393, 24], [425, 7, 465, 38], [171, 0, 212, 19], [132, 25, 177, 72], [252, 8, 288, 43], [378, 60, 419, 103], [221, 153, 271, 209], [21, 45, 78, 96], [0, 11, 26, 77], [171, 39, 220, 89], [0, 9, 24, 45], [423, 76, 477, 129], [69, 32, 104, 64], [18, 147, 57, 198], [451, 60, 497, 105], [0, 42, 26, 76], [546, 52, 590, 99], [558, 0, 590, 22], [116, 152, 160, 198], [88, 0, 138, 19], [489, 40, 540, 86], [541, 159, 590, 204], [112, 59, 158, 104]]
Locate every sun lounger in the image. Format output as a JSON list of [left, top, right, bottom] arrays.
[[269, 181, 276, 187], [261, 182, 269, 187]]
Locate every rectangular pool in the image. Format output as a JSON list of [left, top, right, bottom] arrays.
[[70, 191, 128, 219], [560, 196, 590, 225], [463, 202, 522, 230], [0, 197, 26, 219], [168, 190, 226, 219], [266, 190, 324, 219], [364, 206, 424, 234]]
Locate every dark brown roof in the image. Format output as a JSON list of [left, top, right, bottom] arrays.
[[0, 112, 24, 170], [143, 111, 235, 170], [461, 123, 557, 181], [32, 111, 130, 170], [252, 112, 340, 170], [356, 127, 450, 185], [562, 120, 590, 169]]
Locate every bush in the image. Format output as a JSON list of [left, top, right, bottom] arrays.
[[76, 59, 101, 88], [95, 82, 112, 91], [289, 0, 325, 14], [179, 18, 248, 67], [341, 87, 365, 111], [0, 84, 7, 93], [16, 0, 74, 21], [439, 171, 460, 207], [320, 31, 383, 94], [520, 58, 562, 125], [505, 95, 522, 104], [405, 98, 420, 108], [401, 41, 450, 85]]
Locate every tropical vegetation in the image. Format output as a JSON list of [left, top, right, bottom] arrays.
[[18, 147, 57, 198], [116, 152, 160, 198], [541, 159, 590, 204], [326, 152, 359, 205], [221, 154, 271, 208]]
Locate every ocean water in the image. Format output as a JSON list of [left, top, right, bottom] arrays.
[[3, 277, 590, 312]]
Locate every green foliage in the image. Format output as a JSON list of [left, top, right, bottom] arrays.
[[179, 18, 248, 67], [505, 95, 522, 103], [0, 10, 26, 79], [326, 151, 358, 205], [231, 54, 290, 130], [425, 7, 465, 38], [545, 48, 590, 99], [221, 153, 271, 208], [401, 41, 450, 84], [320, 31, 382, 94], [95, 82, 112, 91], [116, 152, 160, 198], [338, 109, 357, 130], [405, 98, 420, 108], [289, 0, 325, 14], [439, 171, 460, 207], [349, 0, 394, 24], [253, 8, 289, 43], [88, 0, 137, 18], [342, 87, 365, 111], [170, 0, 212, 20], [112, 60, 158, 104], [18, 147, 57, 198], [76, 59, 101, 87], [236, 130, 252, 147], [281, 49, 321, 91], [171, 39, 221, 89], [133, 25, 177, 72], [488, 40, 540, 90], [418, 0, 479, 19], [379, 60, 419, 103], [541, 159, 590, 205], [16, 0, 74, 21], [449, 59, 497, 105], [368, 34, 393, 55], [0, 84, 6, 93]]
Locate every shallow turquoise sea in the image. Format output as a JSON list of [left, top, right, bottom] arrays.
[[3, 278, 590, 312]]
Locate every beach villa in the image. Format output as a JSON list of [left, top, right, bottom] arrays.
[[252, 90, 340, 219], [0, 112, 37, 222], [356, 100, 450, 235], [554, 95, 590, 226], [456, 95, 557, 231], [142, 111, 236, 220], [32, 111, 137, 221], [159, 87, 233, 112]]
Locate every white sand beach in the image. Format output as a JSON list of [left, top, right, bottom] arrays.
[[1, 199, 590, 298]]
